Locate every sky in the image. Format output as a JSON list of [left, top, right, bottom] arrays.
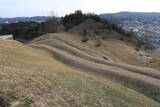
[[0, 0, 160, 18]]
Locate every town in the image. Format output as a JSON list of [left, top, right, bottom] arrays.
[[120, 18, 160, 52]]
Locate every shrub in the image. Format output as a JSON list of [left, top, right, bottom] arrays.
[[82, 29, 87, 36], [95, 37, 102, 47], [81, 37, 89, 42], [96, 43, 101, 47], [0, 97, 9, 107]]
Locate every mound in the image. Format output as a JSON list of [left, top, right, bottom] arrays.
[[0, 33, 160, 106], [31, 33, 160, 102]]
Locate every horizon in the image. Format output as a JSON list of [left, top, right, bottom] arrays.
[[0, 0, 160, 18]]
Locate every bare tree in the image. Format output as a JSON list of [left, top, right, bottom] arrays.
[[48, 10, 58, 19], [45, 10, 61, 32]]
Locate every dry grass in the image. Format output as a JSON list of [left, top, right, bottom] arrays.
[[30, 33, 160, 101], [32, 44, 160, 101], [0, 35, 160, 107], [31, 36, 160, 80]]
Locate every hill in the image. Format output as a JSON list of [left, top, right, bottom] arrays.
[[0, 33, 160, 106], [100, 12, 160, 21], [0, 16, 48, 24], [0, 10, 147, 50]]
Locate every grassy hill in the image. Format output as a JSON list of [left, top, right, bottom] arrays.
[[0, 33, 160, 107]]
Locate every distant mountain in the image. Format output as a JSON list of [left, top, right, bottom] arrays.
[[100, 12, 160, 21], [0, 16, 49, 24]]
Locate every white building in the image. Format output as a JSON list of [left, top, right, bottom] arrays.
[[0, 35, 13, 40]]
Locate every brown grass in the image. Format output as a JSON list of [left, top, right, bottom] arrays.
[[35, 37, 160, 79], [0, 34, 160, 106], [30, 33, 160, 102], [32, 44, 160, 101]]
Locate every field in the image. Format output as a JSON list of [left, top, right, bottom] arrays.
[[0, 33, 160, 107]]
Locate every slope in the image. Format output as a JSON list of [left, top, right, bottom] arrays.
[[0, 34, 159, 106], [30, 33, 160, 102]]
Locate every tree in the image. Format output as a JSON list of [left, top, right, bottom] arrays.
[[62, 10, 100, 30]]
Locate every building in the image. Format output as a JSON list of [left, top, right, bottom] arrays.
[[0, 34, 13, 40]]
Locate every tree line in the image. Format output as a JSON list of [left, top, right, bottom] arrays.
[[0, 10, 140, 46]]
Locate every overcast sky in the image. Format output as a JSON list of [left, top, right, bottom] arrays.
[[0, 0, 160, 17]]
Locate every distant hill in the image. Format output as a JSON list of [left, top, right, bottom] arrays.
[[100, 12, 160, 21], [0, 16, 49, 24]]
